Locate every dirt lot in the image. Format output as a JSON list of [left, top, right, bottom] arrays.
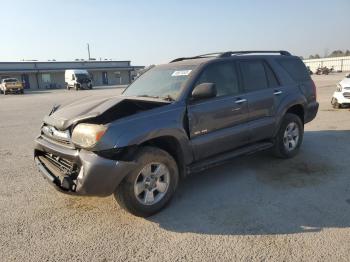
[[0, 74, 349, 261]]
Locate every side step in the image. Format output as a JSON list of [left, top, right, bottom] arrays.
[[187, 142, 273, 174]]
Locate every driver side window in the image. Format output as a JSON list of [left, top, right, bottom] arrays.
[[195, 62, 239, 97]]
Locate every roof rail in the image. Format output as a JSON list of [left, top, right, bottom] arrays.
[[170, 50, 291, 63], [218, 50, 292, 57], [170, 52, 225, 63]]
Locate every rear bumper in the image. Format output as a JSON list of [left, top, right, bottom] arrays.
[[34, 136, 136, 196], [305, 101, 319, 123]]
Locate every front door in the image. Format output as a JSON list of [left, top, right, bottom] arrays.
[[102, 71, 108, 85], [187, 61, 250, 160], [21, 74, 30, 89]]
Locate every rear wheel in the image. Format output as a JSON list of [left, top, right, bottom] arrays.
[[114, 146, 179, 217], [20, 89, 24, 94], [273, 113, 303, 158]]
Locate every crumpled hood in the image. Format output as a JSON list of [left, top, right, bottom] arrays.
[[43, 94, 124, 130]]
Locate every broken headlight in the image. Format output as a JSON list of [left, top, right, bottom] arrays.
[[71, 124, 107, 149]]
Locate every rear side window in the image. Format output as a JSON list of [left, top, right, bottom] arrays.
[[278, 58, 310, 82], [264, 63, 279, 88], [240, 61, 268, 91], [196, 62, 239, 97]]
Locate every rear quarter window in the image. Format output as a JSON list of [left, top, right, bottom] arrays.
[[277, 58, 310, 82]]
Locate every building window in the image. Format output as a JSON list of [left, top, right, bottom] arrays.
[[42, 74, 51, 83]]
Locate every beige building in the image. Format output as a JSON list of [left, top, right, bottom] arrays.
[[0, 60, 143, 89]]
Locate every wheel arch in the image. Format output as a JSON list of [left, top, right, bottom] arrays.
[[140, 136, 188, 178], [285, 104, 304, 123]]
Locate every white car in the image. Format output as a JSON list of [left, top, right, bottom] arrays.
[[331, 74, 350, 108]]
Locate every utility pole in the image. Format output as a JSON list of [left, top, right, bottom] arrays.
[[87, 43, 91, 60]]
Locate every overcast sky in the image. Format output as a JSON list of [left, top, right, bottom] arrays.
[[0, 0, 349, 65]]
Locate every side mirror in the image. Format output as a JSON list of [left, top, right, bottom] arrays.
[[191, 83, 217, 100]]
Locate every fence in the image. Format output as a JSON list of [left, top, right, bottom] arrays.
[[303, 56, 350, 73]]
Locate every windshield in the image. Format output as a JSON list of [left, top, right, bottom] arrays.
[[3, 78, 18, 83], [75, 74, 90, 80], [123, 66, 195, 100]]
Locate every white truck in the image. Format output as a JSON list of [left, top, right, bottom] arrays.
[[331, 73, 350, 108], [65, 69, 92, 90]]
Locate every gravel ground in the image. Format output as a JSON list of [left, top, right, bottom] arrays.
[[0, 74, 349, 261]]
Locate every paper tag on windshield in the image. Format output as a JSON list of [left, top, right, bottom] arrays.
[[172, 70, 192, 77]]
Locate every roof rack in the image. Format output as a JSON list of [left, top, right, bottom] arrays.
[[170, 50, 291, 63], [170, 53, 225, 63]]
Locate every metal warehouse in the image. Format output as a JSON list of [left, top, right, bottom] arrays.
[[0, 60, 144, 89]]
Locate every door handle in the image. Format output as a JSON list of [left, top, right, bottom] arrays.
[[235, 98, 247, 104], [274, 90, 283, 95]]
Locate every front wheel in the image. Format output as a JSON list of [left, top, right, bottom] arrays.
[[114, 146, 179, 217], [331, 98, 341, 109], [272, 113, 304, 158]]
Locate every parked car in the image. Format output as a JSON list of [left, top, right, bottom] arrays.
[[306, 66, 313, 75], [34, 50, 318, 217], [331, 75, 350, 108], [65, 69, 93, 90], [0, 78, 24, 95]]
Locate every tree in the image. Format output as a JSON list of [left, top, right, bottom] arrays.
[[329, 50, 344, 57], [314, 54, 320, 59]]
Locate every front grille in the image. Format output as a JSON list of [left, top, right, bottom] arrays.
[[42, 134, 72, 146], [41, 125, 73, 148], [41, 152, 80, 178], [343, 92, 350, 98]]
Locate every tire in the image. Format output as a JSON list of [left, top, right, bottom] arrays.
[[74, 84, 79, 91], [272, 113, 304, 158], [114, 146, 179, 217], [3, 89, 7, 95], [20, 89, 24, 94], [332, 98, 341, 109]]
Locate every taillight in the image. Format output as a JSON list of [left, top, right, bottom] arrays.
[[311, 79, 317, 101]]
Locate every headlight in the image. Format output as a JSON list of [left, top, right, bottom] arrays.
[[71, 124, 107, 149], [336, 84, 342, 92]]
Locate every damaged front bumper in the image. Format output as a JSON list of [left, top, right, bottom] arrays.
[[34, 136, 136, 196]]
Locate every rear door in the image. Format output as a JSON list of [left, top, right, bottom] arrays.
[[187, 61, 250, 160], [238, 60, 278, 142]]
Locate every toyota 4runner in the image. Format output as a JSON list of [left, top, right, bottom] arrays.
[[34, 50, 319, 217]]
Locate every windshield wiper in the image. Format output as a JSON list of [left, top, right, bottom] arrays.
[[137, 95, 161, 99], [137, 94, 175, 101], [161, 94, 176, 101]]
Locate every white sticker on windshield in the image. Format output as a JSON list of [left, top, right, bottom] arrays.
[[172, 70, 192, 77]]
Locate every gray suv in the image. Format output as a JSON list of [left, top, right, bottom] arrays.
[[34, 51, 319, 217]]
